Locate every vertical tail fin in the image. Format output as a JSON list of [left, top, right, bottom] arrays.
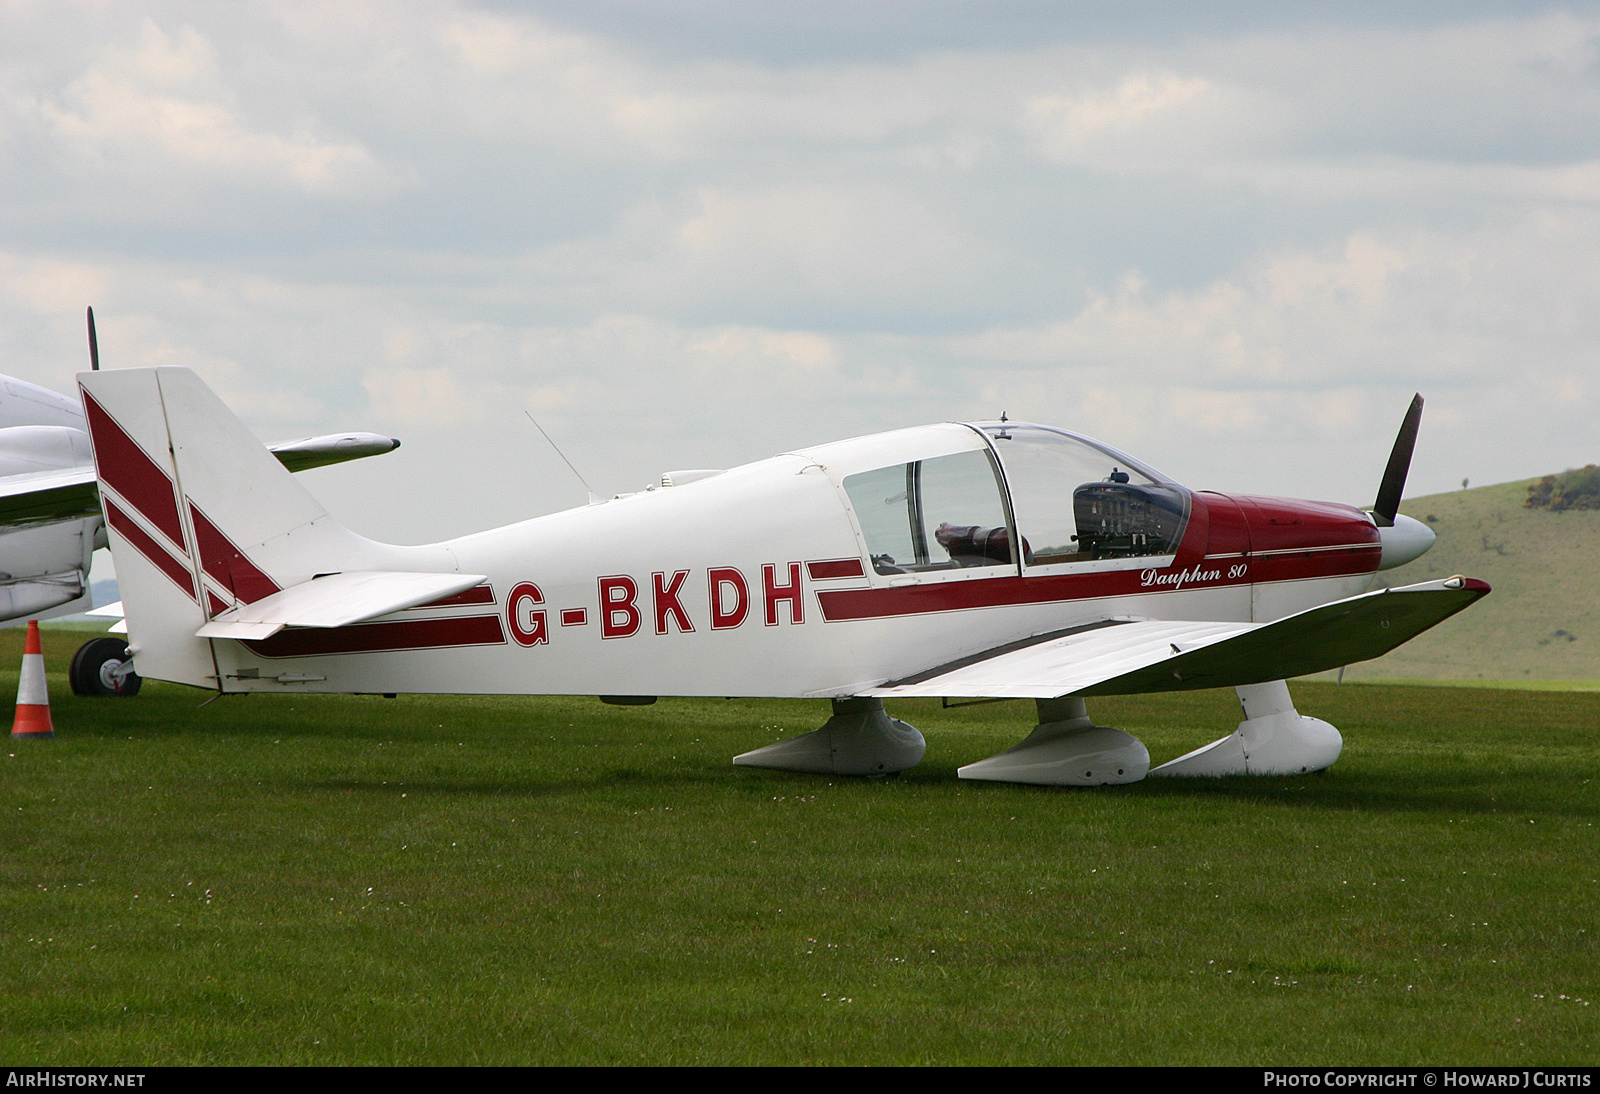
[[78, 367, 374, 687]]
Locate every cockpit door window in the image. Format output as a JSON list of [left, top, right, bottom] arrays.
[[844, 449, 1014, 576]]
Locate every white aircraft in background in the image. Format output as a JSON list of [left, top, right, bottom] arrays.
[[0, 310, 401, 697], [79, 364, 1480, 786]]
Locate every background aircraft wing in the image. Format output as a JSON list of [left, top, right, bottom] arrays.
[[0, 465, 100, 528], [264, 432, 400, 473], [0, 432, 401, 531], [867, 577, 1489, 700]]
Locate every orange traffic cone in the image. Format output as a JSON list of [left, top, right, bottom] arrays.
[[12, 621, 54, 741]]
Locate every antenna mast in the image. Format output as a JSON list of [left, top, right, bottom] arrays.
[[525, 412, 601, 505]]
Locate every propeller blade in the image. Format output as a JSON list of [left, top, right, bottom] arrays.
[[1372, 393, 1423, 527], [86, 306, 100, 371]]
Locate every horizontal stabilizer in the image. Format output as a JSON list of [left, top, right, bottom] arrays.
[[197, 571, 486, 641], [868, 577, 1489, 700]]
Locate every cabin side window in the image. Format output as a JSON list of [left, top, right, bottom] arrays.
[[844, 449, 1014, 575]]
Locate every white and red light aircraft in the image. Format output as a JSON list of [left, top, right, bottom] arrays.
[[78, 364, 1483, 785]]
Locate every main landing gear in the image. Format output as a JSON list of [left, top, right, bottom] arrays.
[[732, 697, 925, 776], [957, 696, 1149, 785], [733, 681, 1341, 784], [69, 637, 142, 698]]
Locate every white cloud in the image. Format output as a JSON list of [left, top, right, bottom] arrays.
[[937, 209, 1600, 498], [363, 367, 476, 427], [693, 328, 836, 370], [1021, 72, 1219, 162], [0, 255, 109, 316], [3, 2, 1600, 540], [29, 19, 398, 196]]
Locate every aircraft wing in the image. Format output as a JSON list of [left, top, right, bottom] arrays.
[[0, 466, 101, 527], [866, 576, 1489, 700], [265, 432, 400, 473], [0, 432, 400, 531]]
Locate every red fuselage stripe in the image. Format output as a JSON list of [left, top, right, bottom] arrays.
[[807, 558, 866, 580], [816, 553, 1376, 622], [244, 615, 507, 658], [411, 585, 496, 609]]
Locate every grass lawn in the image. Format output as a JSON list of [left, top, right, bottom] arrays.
[[2, 625, 1596, 1065]]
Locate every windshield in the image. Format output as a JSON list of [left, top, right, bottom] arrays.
[[980, 423, 1188, 565]]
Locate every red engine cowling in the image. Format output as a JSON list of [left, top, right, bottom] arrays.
[[1198, 492, 1381, 584]]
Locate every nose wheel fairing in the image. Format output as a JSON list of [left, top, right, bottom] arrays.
[[1147, 680, 1342, 777]]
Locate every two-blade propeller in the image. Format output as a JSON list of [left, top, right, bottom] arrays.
[[1372, 393, 1422, 528], [1370, 393, 1435, 570], [86, 306, 100, 371]]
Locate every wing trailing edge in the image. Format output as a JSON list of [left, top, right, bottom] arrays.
[[866, 577, 1490, 700]]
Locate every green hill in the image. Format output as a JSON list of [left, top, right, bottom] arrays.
[[1333, 476, 1600, 682]]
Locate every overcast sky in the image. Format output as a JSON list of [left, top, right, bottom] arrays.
[[3, 1, 1598, 545]]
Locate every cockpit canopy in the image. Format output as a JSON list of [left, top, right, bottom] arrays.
[[836, 422, 1189, 575]]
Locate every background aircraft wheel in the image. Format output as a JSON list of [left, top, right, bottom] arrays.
[[69, 637, 142, 698]]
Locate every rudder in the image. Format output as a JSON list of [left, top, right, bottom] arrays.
[[78, 367, 375, 688]]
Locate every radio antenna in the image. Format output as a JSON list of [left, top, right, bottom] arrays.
[[525, 412, 601, 505]]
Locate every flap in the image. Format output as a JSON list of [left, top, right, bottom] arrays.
[[197, 571, 488, 640], [867, 577, 1489, 700]]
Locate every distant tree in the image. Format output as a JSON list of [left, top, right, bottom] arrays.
[[1526, 465, 1600, 510], [1526, 475, 1555, 508]]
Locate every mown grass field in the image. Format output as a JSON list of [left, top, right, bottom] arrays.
[[2, 625, 1597, 1065]]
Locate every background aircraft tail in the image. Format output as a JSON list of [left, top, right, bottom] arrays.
[[77, 367, 383, 688]]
